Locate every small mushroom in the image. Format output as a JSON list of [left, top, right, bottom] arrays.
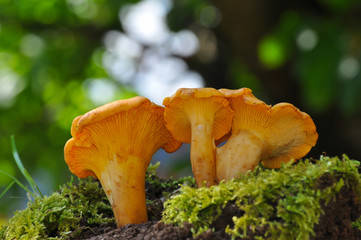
[[216, 88, 318, 181], [64, 97, 181, 227], [163, 88, 234, 187]]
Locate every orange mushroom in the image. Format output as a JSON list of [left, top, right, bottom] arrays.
[[216, 88, 318, 181], [163, 88, 234, 187], [64, 97, 181, 227]]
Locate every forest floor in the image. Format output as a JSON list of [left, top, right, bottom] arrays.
[[74, 170, 361, 240], [2, 157, 361, 240]]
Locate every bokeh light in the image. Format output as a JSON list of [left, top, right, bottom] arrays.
[[102, 0, 204, 105], [0, 69, 25, 108], [258, 36, 286, 69], [19, 34, 45, 57], [296, 28, 318, 51], [338, 57, 360, 80], [84, 78, 117, 105], [120, 0, 171, 45], [199, 5, 222, 28]]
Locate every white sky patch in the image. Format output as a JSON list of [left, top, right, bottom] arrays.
[[101, 0, 204, 106], [169, 30, 199, 57], [134, 53, 204, 104], [84, 78, 117, 106], [103, 53, 137, 84], [120, 0, 172, 45], [103, 31, 142, 84], [172, 71, 204, 90], [140, 51, 187, 82], [104, 31, 142, 59], [135, 71, 204, 105]]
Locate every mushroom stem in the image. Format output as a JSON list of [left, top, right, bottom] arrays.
[[190, 120, 216, 187], [98, 154, 148, 227], [216, 129, 263, 181]]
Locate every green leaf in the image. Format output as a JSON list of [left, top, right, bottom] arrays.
[[0, 170, 36, 199], [0, 181, 15, 199], [11, 135, 43, 198]]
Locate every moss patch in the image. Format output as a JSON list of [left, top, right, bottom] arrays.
[[162, 156, 361, 239], [1, 157, 360, 239], [0, 163, 194, 240], [0, 177, 113, 239]]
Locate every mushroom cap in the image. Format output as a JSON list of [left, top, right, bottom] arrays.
[[64, 96, 182, 179], [262, 102, 318, 168], [219, 88, 318, 168], [163, 88, 234, 143]]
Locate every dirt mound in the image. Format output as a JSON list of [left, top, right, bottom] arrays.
[[73, 178, 361, 240]]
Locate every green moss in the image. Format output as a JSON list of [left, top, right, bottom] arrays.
[[352, 216, 361, 230], [0, 177, 113, 239], [162, 156, 361, 239], [0, 163, 194, 239], [146, 162, 195, 198], [2, 157, 359, 239], [145, 162, 196, 221]]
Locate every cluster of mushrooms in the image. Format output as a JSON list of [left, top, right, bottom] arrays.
[[64, 87, 318, 228]]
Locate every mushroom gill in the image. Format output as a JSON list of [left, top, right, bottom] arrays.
[[216, 88, 318, 181], [163, 88, 234, 187], [64, 96, 181, 227]]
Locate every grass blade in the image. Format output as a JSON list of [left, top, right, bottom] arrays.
[[10, 135, 43, 198], [0, 181, 15, 199], [0, 170, 36, 199]]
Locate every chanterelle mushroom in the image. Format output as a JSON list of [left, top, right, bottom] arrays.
[[64, 97, 181, 227], [163, 88, 234, 187], [216, 88, 318, 181]]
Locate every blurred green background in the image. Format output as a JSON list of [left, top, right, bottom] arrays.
[[1, 0, 361, 220]]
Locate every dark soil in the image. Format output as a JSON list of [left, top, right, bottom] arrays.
[[71, 173, 361, 240], [311, 173, 361, 240]]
